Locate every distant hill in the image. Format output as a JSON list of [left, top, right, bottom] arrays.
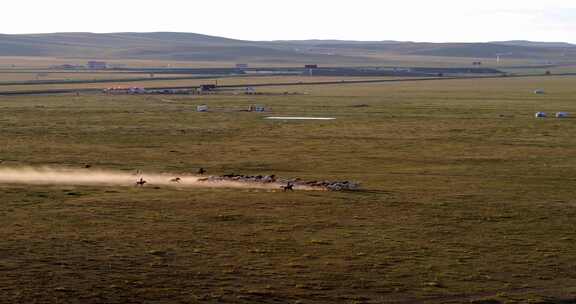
[[280, 41, 576, 60], [0, 32, 261, 58], [0, 32, 575, 62], [490, 40, 576, 48]]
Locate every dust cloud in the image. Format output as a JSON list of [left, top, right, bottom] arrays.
[[0, 167, 309, 191]]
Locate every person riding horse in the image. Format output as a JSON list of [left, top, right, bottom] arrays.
[[136, 178, 147, 187], [282, 182, 295, 192]]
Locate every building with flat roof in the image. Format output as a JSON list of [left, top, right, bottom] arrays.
[[87, 61, 107, 70]]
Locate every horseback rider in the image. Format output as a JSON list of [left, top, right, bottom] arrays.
[[136, 178, 147, 187], [283, 182, 295, 192]]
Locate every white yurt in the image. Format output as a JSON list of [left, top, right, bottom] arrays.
[[535, 112, 547, 118], [197, 105, 209, 112], [534, 89, 546, 94]]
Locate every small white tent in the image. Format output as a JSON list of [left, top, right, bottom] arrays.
[[556, 112, 569, 118], [197, 105, 208, 112], [535, 112, 547, 118], [534, 89, 546, 94]]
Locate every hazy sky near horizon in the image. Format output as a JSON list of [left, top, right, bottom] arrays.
[[2, 0, 576, 42]]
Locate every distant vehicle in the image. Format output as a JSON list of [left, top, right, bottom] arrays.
[[200, 84, 217, 92]]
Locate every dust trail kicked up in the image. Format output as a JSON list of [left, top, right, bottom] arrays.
[[0, 167, 321, 191]]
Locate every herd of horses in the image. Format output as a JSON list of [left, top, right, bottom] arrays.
[[135, 175, 295, 191], [134, 168, 358, 192]]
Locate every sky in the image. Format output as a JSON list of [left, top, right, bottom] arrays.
[[2, 0, 576, 43]]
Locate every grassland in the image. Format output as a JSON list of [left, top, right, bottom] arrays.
[[0, 72, 188, 83], [0, 75, 420, 93], [0, 56, 246, 69], [0, 54, 561, 69], [0, 55, 575, 96], [1, 76, 576, 303]]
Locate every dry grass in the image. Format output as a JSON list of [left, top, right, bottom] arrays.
[[1, 54, 570, 70], [1, 76, 576, 303], [0, 56, 242, 68], [0, 75, 416, 93], [0, 72, 190, 83]]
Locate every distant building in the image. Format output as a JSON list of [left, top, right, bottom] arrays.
[[87, 61, 107, 70], [236, 63, 249, 69], [103, 87, 145, 94], [50, 64, 83, 70], [304, 64, 319, 76]]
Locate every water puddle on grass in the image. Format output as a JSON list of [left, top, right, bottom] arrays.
[[265, 117, 336, 120]]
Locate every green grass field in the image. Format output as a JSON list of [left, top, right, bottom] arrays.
[[1, 76, 576, 303]]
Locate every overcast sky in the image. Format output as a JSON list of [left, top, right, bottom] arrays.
[[2, 0, 575, 43]]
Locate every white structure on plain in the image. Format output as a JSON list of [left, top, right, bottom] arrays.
[[534, 89, 546, 94], [535, 112, 548, 118], [556, 112, 569, 118], [248, 105, 266, 112], [197, 105, 208, 112]]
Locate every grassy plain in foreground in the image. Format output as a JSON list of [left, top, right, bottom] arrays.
[[1, 76, 576, 303]]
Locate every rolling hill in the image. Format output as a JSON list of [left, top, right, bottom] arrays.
[[0, 32, 575, 63]]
